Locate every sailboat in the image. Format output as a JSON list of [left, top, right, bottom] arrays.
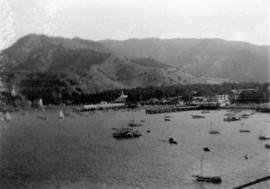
[[239, 123, 250, 133], [209, 121, 220, 135], [4, 112, 12, 122], [59, 110, 64, 119], [258, 131, 270, 140], [193, 159, 222, 184]]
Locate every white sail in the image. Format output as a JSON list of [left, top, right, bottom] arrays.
[[4, 112, 11, 122], [59, 110, 64, 119]]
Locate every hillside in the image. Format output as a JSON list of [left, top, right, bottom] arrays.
[[0, 34, 199, 98], [100, 38, 270, 82]]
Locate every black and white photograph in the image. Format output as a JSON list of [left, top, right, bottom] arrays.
[[0, 0, 269, 188]]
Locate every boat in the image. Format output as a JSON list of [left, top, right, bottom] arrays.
[[193, 159, 222, 184], [168, 137, 177, 144], [241, 111, 254, 118], [259, 136, 270, 140], [128, 120, 143, 127], [59, 110, 64, 119], [193, 175, 222, 184], [239, 129, 251, 133], [224, 113, 240, 121], [37, 114, 47, 121], [209, 130, 220, 134], [191, 115, 205, 119], [113, 128, 142, 139], [132, 130, 142, 137], [258, 131, 270, 140], [164, 115, 171, 121], [201, 110, 210, 114], [4, 112, 12, 122], [264, 144, 270, 149], [164, 117, 171, 121], [209, 121, 220, 135]]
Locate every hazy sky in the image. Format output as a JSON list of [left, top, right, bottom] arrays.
[[1, 0, 269, 49]]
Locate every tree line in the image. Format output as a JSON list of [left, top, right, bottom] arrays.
[[3, 80, 268, 106]]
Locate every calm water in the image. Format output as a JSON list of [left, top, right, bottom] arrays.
[[0, 109, 269, 189]]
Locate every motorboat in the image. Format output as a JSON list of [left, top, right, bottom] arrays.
[[258, 131, 270, 140], [128, 120, 143, 127], [258, 135, 270, 140], [164, 117, 171, 121], [113, 128, 142, 139], [168, 137, 177, 144], [239, 129, 251, 133], [224, 113, 240, 121], [209, 130, 220, 135], [164, 115, 171, 121], [193, 175, 222, 184], [241, 111, 254, 118], [191, 115, 205, 119], [264, 144, 270, 149]]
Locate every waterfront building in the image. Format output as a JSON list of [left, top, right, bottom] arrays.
[[216, 94, 230, 107], [231, 88, 258, 101]]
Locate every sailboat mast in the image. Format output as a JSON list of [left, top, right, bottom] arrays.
[[200, 159, 203, 177]]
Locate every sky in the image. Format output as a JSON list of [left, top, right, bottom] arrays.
[[0, 0, 269, 49]]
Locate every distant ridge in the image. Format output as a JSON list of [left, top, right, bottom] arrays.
[[99, 38, 269, 82]]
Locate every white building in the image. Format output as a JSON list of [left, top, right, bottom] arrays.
[[216, 94, 230, 107]]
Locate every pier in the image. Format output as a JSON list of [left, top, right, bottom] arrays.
[[145, 105, 199, 114]]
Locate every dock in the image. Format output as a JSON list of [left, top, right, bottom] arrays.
[[145, 105, 199, 114]]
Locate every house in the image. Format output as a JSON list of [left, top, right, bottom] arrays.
[[191, 96, 208, 105], [167, 96, 184, 105]]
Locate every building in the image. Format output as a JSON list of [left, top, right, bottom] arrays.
[[216, 94, 230, 107], [191, 96, 208, 105], [231, 88, 258, 101], [82, 91, 128, 111], [114, 91, 128, 103]]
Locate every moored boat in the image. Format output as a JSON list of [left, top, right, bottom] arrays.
[[239, 129, 251, 133], [4, 112, 12, 122], [258, 131, 270, 140], [224, 113, 240, 121], [59, 110, 64, 119], [128, 120, 143, 127], [201, 110, 210, 114], [193, 175, 222, 184], [193, 159, 222, 184], [264, 143, 270, 149], [113, 128, 142, 139], [258, 135, 270, 140], [191, 115, 205, 119], [209, 121, 220, 135]]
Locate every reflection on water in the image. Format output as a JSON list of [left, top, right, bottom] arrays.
[[0, 109, 269, 189]]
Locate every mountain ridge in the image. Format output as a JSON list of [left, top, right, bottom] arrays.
[[99, 38, 269, 82], [1, 34, 200, 95]]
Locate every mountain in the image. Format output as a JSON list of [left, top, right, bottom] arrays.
[[99, 38, 270, 82], [0, 34, 199, 96]]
